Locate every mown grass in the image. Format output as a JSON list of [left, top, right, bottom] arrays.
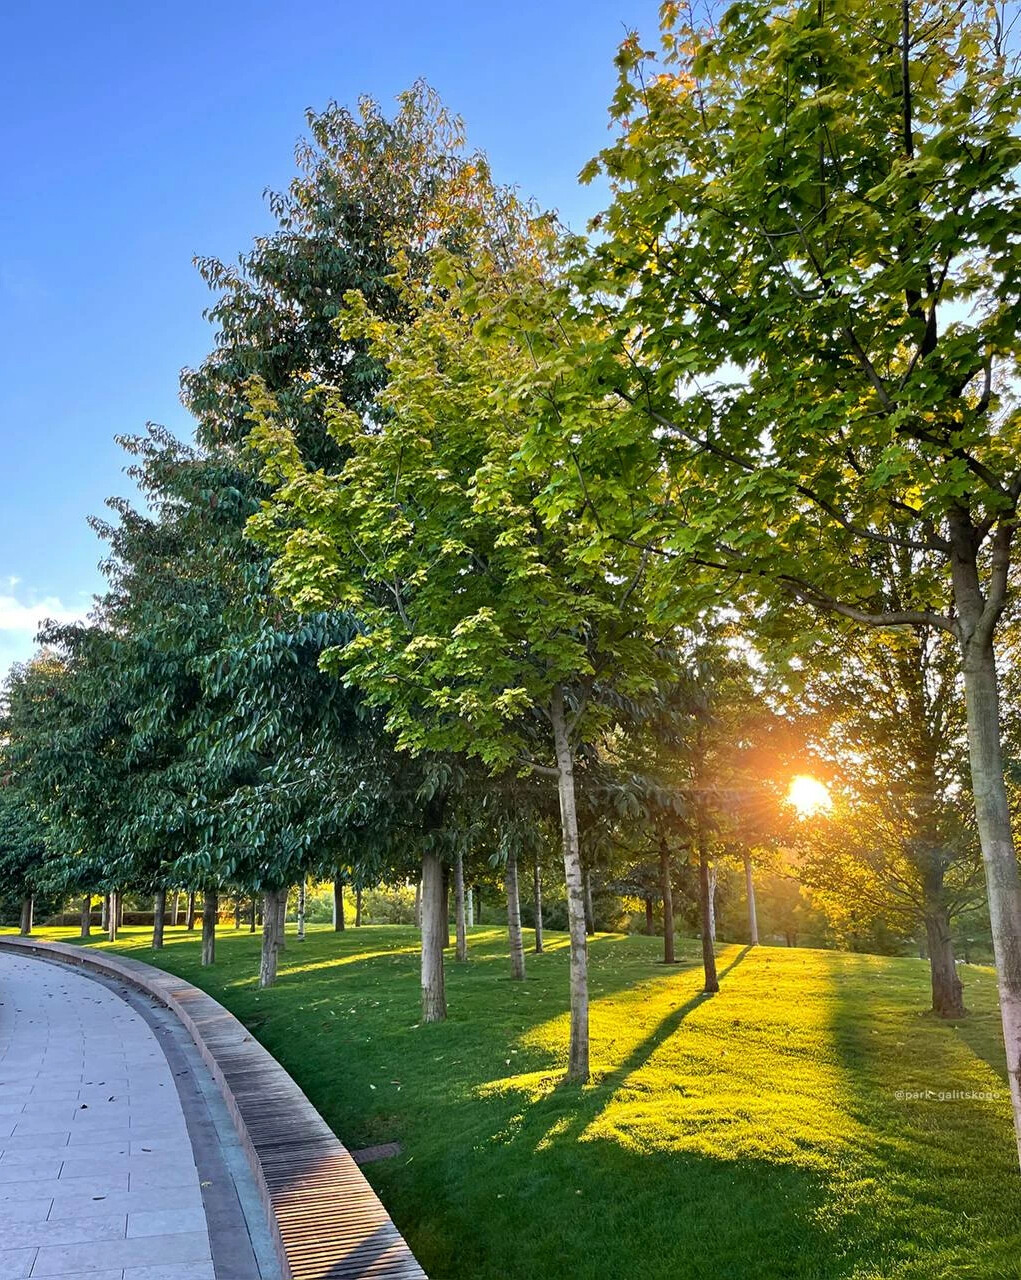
[[10, 922, 1020, 1279]]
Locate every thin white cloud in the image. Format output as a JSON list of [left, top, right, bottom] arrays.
[[0, 587, 91, 682], [0, 593, 84, 635]]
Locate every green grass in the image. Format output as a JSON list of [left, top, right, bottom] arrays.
[[10, 923, 1021, 1279]]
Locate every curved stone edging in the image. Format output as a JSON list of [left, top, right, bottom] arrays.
[[0, 935, 427, 1280]]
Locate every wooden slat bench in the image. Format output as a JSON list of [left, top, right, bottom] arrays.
[[0, 935, 427, 1280]]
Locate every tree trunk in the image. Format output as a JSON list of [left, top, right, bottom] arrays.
[[297, 878, 307, 940], [924, 906, 964, 1018], [707, 862, 717, 943], [250, 897, 257, 932], [152, 889, 166, 950], [414, 879, 422, 930], [959, 630, 1021, 1162], [420, 852, 447, 1022], [356, 887, 363, 926], [186, 891, 196, 931], [466, 883, 475, 928], [952, 529, 1021, 1164], [454, 851, 468, 962], [259, 889, 284, 988], [234, 898, 242, 930], [19, 895, 33, 936], [506, 850, 526, 980], [101, 894, 108, 932], [80, 895, 91, 939], [583, 864, 595, 936], [172, 891, 181, 926], [698, 835, 718, 994], [117, 895, 125, 928], [201, 889, 218, 966], [744, 852, 759, 946], [533, 858, 544, 955], [108, 892, 118, 943], [276, 888, 287, 950], [659, 839, 675, 964], [551, 684, 590, 1082], [644, 896, 654, 936], [442, 865, 451, 949], [333, 877, 345, 931]]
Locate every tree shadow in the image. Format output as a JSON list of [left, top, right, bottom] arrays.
[[826, 952, 1021, 1279]]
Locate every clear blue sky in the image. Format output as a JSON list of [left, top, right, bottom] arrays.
[[0, 0, 657, 675]]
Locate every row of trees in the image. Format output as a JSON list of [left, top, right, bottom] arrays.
[[2, 0, 1020, 1161]]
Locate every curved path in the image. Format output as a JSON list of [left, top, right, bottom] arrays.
[[0, 951, 280, 1280]]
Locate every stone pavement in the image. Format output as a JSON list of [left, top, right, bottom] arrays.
[[0, 952, 278, 1280]]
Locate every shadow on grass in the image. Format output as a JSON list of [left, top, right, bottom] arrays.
[[827, 952, 1021, 1280]]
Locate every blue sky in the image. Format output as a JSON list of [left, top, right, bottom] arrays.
[[0, 0, 657, 676]]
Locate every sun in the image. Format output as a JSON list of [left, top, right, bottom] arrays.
[[787, 774, 832, 818]]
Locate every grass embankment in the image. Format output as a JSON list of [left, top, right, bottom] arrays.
[[9, 923, 1019, 1279]]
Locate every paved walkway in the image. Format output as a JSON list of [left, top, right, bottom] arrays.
[[0, 952, 279, 1280]]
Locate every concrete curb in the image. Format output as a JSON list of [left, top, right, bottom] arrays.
[[0, 936, 427, 1280]]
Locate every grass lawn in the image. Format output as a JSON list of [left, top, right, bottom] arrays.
[[9, 923, 1020, 1279]]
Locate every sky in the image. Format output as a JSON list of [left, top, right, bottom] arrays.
[[0, 0, 659, 677]]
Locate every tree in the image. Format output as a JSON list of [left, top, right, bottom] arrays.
[[0, 767, 47, 932], [783, 624, 983, 1015], [585, 0, 1021, 1160], [249, 204, 666, 1081]]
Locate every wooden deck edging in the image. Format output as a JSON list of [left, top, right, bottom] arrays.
[[0, 935, 427, 1280]]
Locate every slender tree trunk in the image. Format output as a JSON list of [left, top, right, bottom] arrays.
[[101, 894, 108, 932], [466, 883, 475, 928], [152, 889, 166, 950], [959, 630, 1021, 1161], [583, 864, 595, 936], [951, 528, 1021, 1164], [454, 851, 468, 962], [420, 852, 447, 1022], [297, 878, 307, 941], [442, 866, 451, 949], [551, 684, 590, 1082], [355, 887, 363, 927], [19, 895, 33, 936], [659, 839, 675, 964], [259, 889, 285, 988], [234, 898, 242, 930], [186, 891, 196, 931], [172, 891, 181, 927], [506, 850, 526, 980], [744, 852, 759, 946], [249, 897, 257, 932], [276, 888, 287, 950], [108, 892, 118, 943], [533, 858, 544, 954], [80, 895, 91, 939], [414, 879, 422, 930], [707, 862, 718, 943], [201, 889, 218, 966], [644, 896, 654, 935], [117, 895, 124, 928], [698, 834, 718, 994], [333, 877, 345, 931]]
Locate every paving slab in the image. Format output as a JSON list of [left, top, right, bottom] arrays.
[[0, 953, 278, 1280]]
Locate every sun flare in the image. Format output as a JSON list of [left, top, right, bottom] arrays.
[[787, 774, 832, 818]]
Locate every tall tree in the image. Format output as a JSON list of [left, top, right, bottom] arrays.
[[585, 0, 1021, 1160], [249, 205, 666, 1080]]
